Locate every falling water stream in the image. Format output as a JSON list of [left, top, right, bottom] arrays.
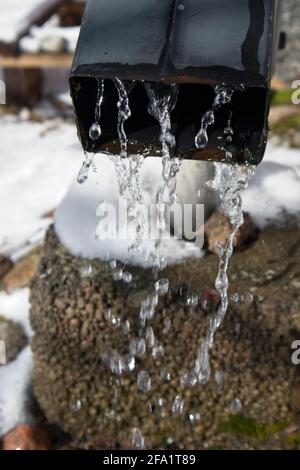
[[76, 79, 255, 449], [145, 82, 180, 271], [195, 83, 243, 150], [181, 163, 254, 387], [77, 79, 105, 184]]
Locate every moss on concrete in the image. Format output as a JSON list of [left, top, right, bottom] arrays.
[[219, 415, 287, 440]]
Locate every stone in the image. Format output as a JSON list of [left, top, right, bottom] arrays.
[[28, 225, 300, 449], [3, 247, 41, 293], [0, 254, 13, 281], [2, 425, 51, 450], [79, 434, 130, 450], [204, 211, 258, 255], [0, 316, 28, 363]]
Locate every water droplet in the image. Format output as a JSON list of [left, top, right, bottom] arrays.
[[129, 338, 146, 358], [180, 371, 198, 388], [104, 309, 111, 321], [215, 370, 224, 385], [89, 122, 102, 141], [112, 269, 123, 281], [126, 355, 135, 372], [230, 398, 243, 413], [140, 294, 158, 323], [163, 318, 172, 335], [172, 395, 185, 415], [160, 368, 171, 382], [152, 345, 164, 359], [186, 293, 199, 308], [145, 326, 155, 349], [109, 259, 117, 270], [178, 3, 185, 11], [132, 428, 145, 449], [155, 278, 169, 296], [189, 412, 201, 424], [122, 271, 132, 283], [195, 128, 209, 149], [231, 293, 240, 304], [123, 320, 130, 334], [79, 263, 93, 278], [77, 153, 94, 184], [70, 399, 82, 412], [137, 370, 151, 392], [102, 350, 135, 376], [157, 398, 164, 407], [89, 78, 104, 143], [111, 314, 121, 327], [110, 356, 124, 375]]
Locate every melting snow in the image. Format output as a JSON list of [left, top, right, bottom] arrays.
[[0, 288, 32, 437]]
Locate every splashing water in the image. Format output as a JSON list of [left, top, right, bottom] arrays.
[[132, 427, 146, 449], [171, 395, 185, 415], [101, 348, 135, 376], [184, 163, 254, 386], [110, 79, 149, 255], [145, 82, 180, 269], [145, 82, 180, 204], [114, 78, 133, 158], [137, 370, 152, 393], [75, 78, 258, 448], [195, 84, 244, 150], [155, 278, 169, 296], [77, 80, 105, 184]]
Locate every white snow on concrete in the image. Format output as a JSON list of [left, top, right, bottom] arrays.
[[0, 346, 33, 438], [0, 288, 32, 438], [243, 142, 300, 227]]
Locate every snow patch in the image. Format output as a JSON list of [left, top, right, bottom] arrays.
[[0, 289, 33, 438], [0, 114, 80, 256], [0, 288, 31, 338], [243, 142, 300, 227], [0, 346, 33, 438]]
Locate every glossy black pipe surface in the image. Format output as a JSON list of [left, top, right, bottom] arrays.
[[70, 0, 282, 165]]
